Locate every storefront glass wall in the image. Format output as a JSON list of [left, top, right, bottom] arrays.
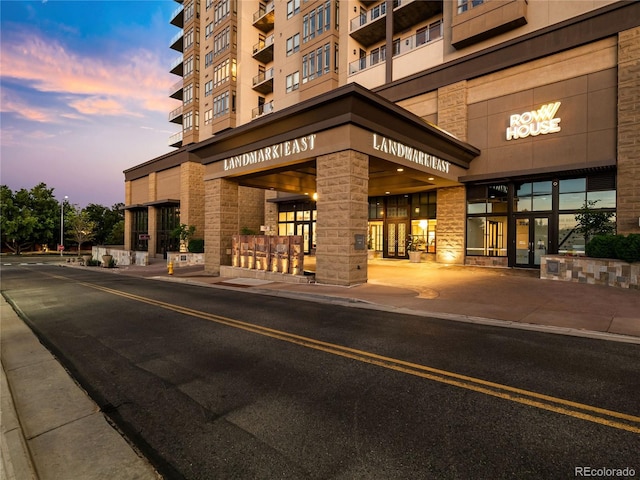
[[277, 201, 316, 253], [157, 206, 180, 255], [131, 209, 149, 251], [466, 184, 508, 257]]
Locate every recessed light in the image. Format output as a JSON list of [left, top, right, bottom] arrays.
[[397, 168, 404, 172], [428, 177, 435, 181], [385, 191, 390, 195]]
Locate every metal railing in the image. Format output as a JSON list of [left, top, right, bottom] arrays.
[[253, 67, 274, 86], [252, 101, 274, 118], [253, 34, 275, 54], [253, 1, 275, 23], [168, 131, 183, 146], [169, 105, 183, 121]]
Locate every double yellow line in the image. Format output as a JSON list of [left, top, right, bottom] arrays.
[[80, 280, 640, 434]]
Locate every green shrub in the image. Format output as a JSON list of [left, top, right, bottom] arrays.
[[586, 234, 640, 263], [87, 258, 101, 267], [188, 238, 204, 253], [585, 235, 617, 259], [613, 234, 640, 263]]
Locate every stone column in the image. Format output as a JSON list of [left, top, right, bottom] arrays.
[[264, 190, 279, 236], [437, 81, 468, 264], [147, 206, 158, 258], [617, 27, 640, 234], [124, 181, 132, 251], [204, 178, 239, 275], [239, 186, 266, 234], [315, 150, 369, 286], [436, 186, 466, 264], [180, 161, 205, 239]]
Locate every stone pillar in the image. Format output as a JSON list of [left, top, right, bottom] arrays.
[[124, 181, 132, 251], [437, 81, 468, 264], [204, 178, 239, 275], [180, 161, 205, 239], [315, 150, 369, 286], [147, 206, 158, 258], [436, 187, 466, 264], [264, 190, 279, 236], [617, 27, 640, 234], [239, 186, 266, 234]]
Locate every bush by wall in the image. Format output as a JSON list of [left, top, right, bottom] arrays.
[[188, 238, 204, 253], [586, 234, 640, 263]]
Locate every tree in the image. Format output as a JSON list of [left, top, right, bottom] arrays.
[[66, 207, 97, 255], [0, 183, 59, 254], [85, 202, 124, 245], [574, 200, 615, 245], [171, 224, 196, 252]]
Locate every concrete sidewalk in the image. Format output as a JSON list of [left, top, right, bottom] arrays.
[[0, 297, 160, 480], [2, 258, 639, 479]]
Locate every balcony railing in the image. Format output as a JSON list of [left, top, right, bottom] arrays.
[[169, 105, 183, 122], [168, 131, 183, 147], [170, 54, 183, 72], [350, 1, 386, 32], [253, 68, 274, 87], [169, 79, 183, 97], [252, 101, 274, 119], [253, 1, 275, 33], [253, 1, 275, 23], [170, 3, 184, 27], [348, 23, 443, 75], [170, 29, 184, 51], [253, 34, 275, 55]]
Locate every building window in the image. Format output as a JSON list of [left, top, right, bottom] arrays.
[[185, 28, 194, 50], [183, 111, 193, 132], [213, 91, 230, 117], [205, 22, 214, 39], [131, 209, 148, 252], [392, 38, 400, 57], [286, 33, 300, 56], [204, 108, 213, 125], [184, 55, 194, 77], [213, 58, 235, 87], [286, 71, 300, 92], [204, 80, 213, 97], [214, 0, 231, 25], [157, 206, 180, 254], [206, 0, 214, 10], [183, 83, 193, 105], [287, 0, 300, 18], [184, 1, 194, 22], [466, 184, 509, 257], [214, 26, 232, 56], [205, 51, 214, 67], [457, 0, 484, 14]]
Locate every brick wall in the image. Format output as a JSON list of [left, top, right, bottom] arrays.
[[617, 27, 640, 234]]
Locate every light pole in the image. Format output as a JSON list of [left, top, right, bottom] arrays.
[[60, 195, 68, 256]]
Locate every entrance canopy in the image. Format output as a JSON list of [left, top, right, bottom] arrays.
[[192, 83, 480, 196]]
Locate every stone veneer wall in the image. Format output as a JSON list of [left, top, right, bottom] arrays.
[[436, 186, 466, 264], [437, 81, 468, 265], [315, 150, 368, 285], [180, 162, 205, 239], [238, 186, 266, 234], [541, 256, 639, 289], [124, 182, 132, 251], [617, 27, 640, 235], [263, 190, 279, 236], [204, 178, 238, 275], [465, 256, 508, 268]]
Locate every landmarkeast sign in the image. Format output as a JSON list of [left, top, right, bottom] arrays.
[[372, 133, 451, 174], [223, 134, 317, 171]]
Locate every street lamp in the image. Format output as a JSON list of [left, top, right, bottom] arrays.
[[60, 195, 68, 256]]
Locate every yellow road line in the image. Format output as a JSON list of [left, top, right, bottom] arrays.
[[50, 274, 640, 434]]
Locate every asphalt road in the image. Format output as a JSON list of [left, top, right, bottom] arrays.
[[2, 262, 639, 479]]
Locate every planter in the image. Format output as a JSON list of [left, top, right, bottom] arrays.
[[101, 255, 113, 268], [409, 251, 422, 263], [82, 254, 92, 265]]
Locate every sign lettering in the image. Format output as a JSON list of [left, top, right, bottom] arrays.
[[372, 133, 451, 174], [506, 102, 561, 141], [223, 134, 317, 171]]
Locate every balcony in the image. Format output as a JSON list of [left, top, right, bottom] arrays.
[[252, 101, 274, 119], [253, 2, 275, 33], [350, 0, 442, 47], [252, 68, 274, 94], [170, 29, 183, 52], [168, 130, 183, 148], [170, 3, 184, 28], [170, 54, 183, 76], [169, 79, 183, 100], [252, 34, 275, 63], [169, 105, 183, 124]]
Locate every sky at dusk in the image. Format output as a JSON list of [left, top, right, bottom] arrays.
[[1, 0, 180, 208]]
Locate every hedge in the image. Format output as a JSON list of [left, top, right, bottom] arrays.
[[586, 234, 640, 263]]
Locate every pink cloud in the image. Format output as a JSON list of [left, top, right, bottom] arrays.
[[0, 90, 55, 122], [0, 30, 175, 119]]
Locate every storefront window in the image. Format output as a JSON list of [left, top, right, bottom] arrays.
[[131, 209, 149, 251], [466, 184, 508, 257], [516, 181, 552, 212], [411, 219, 437, 253]]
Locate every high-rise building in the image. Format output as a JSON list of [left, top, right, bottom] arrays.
[[124, 0, 640, 286]]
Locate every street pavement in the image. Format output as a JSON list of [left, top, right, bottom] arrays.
[[1, 257, 639, 479]]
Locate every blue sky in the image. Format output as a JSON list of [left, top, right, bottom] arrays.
[[1, 0, 180, 207]]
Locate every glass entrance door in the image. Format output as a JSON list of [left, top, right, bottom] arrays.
[[515, 216, 549, 267], [385, 221, 408, 258]]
